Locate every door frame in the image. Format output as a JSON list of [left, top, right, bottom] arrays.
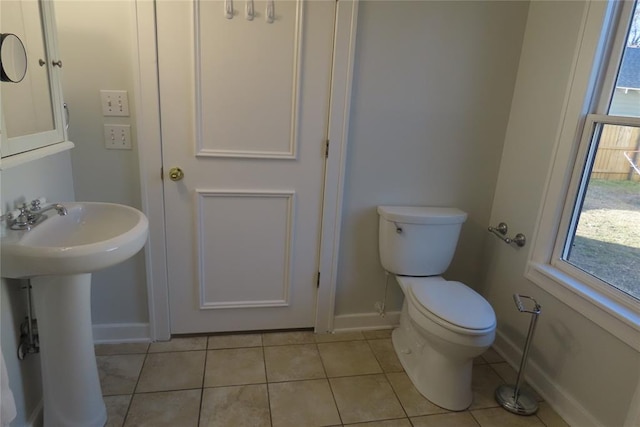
[[132, 0, 359, 341]]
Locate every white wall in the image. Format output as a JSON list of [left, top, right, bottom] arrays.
[[335, 1, 529, 317], [49, 1, 530, 333], [5, 2, 636, 425], [1, 152, 75, 426], [482, 2, 640, 426], [55, 1, 149, 334]]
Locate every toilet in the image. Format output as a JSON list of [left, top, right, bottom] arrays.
[[378, 205, 496, 411]]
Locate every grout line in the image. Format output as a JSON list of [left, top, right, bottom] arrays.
[[382, 371, 410, 420], [261, 346, 274, 427], [198, 346, 209, 425], [364, 337, 385, 374], [326, 376, 344, 426], [197, 387, 205, 427], [467, 409, 483, 426], [120, 350, 148, 426], [128, 387, 204, 395], [536, 412, 551, 427], [317, 342, 344, 426]]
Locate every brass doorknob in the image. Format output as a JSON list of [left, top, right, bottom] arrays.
[[169, 167, 184, 181]]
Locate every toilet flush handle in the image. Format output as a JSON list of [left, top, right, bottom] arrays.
[[393, 222, 403, 234]]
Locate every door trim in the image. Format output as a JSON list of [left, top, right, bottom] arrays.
[[133, 0, 359, 340], [315, 0, 359, 333]]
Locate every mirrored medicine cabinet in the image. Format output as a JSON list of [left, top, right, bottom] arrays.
[[0, 0, 73, 169]]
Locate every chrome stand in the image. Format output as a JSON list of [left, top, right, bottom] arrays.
[[495, 294, 541, 415]]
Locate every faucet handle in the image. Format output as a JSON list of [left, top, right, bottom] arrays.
[[3, 209, 21, 220], [30, 197, 47, 210]]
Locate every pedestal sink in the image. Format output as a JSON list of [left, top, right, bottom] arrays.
[[1, 202, 148, 427]]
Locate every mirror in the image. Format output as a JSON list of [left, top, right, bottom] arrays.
[[0, 34, 27, 83], [1, 0, 71, 165], [1, 0, 56, 143]]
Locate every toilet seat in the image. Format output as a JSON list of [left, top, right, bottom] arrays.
[[399, 276, 496, 336]]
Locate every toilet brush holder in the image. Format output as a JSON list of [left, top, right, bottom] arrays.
[[495, 294, 541, 415]]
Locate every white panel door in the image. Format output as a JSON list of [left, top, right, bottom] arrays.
[[157, 0, 335, 333]]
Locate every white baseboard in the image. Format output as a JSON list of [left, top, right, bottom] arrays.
[[92, 323, 150, 344], [333, 311, 400, 332], [26, 400, 43, 427], [493, 329, 602, 427]]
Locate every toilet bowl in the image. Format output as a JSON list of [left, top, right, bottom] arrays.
[[393, 276, 495, 410], [377, 205, 496, 411]]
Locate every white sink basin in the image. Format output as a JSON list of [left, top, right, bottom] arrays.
[[1, 202, 148, 278], [0, 201, 148, 426]]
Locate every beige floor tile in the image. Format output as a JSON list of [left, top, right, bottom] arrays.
[[315, 331, 366, 343], [489, 361, 516, 383], [98, 354, 145, 396], [386, 372, 447, 417], [368, 339, 403, 373], [200, 384, 270, 427], [148, 337, 207, 353], [474, 356, 487, 365], [318, 341, 382, 377], [207, 333, 262, 349], [136, 351, 205, 392], [204, 347, 266, 387], [490, 362, 542, 401], [471, 407, 546, 427], [269, 379, 341, 427], [469, 364, 504, 410], [345, 419, 412, 426], [264, 344, 325, 382], [330, 374, 406, 424], [536, 402, 570, 427], [263, 330, 316, 346], [481, 347, 504, 364], [124, 389, 201, 427], [104, 395, 131, 427], [96, 343, 149, 356], [411, 412, 480, 427], [363, 329, 394, 340]]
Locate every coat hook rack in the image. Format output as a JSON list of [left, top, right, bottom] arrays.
[[266, 0, 275, 23], [245, 0, 254, 20], [488, 222, 526, 247], [224, 0, 234, 19]]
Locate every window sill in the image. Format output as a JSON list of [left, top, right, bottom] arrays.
[[526, 262, 640, 351]]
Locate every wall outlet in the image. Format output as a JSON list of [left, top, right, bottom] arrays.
[[104, 124, 132, 150], [100, 90, 129, 116]]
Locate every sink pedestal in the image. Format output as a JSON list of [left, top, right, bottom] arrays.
[[32, 274, 107, 427]]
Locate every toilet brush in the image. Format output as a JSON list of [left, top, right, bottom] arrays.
[[495, 294, 541, 415]]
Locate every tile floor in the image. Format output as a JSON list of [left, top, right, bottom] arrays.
[[95, 330, 571, 427]]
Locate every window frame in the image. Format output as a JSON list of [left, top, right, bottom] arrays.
[[552, 114, 640, 310], [526, 0, 640, 352]]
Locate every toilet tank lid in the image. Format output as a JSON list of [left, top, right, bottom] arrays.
[[377, 206, 467, 225]]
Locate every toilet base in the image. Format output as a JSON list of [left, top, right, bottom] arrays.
[[392, 307, 475, 411]]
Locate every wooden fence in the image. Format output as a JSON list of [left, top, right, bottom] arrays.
[[592, 124, 640, 182]]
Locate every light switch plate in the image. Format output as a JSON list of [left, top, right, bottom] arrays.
[[104, 124, 132, 150], [100, 90, 129, 116]]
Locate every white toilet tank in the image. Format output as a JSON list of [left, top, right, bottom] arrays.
[[378, 206, 467, 276]]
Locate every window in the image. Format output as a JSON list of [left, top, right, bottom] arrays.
[[554, 1, 640, 305], [526, 0, 640, 350]]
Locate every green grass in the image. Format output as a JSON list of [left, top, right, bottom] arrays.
[[567, 179, 640, 300]]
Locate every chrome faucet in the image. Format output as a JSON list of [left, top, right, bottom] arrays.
[[2, 198, 67, 230], [31, 200, 68, 216]]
